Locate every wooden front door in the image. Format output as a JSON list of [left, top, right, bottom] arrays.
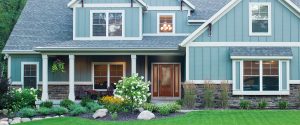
[[152, 64, 180, 98]]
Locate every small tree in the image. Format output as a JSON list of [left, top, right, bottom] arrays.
[[220, 81, 229, 109], [114, 74, 151, 112], [182, 83, 197, 109], [203, 81, 215, 108]]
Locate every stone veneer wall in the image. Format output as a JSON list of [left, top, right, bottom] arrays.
[[193, 84, 300, 108]]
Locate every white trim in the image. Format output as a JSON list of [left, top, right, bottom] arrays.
[[92, 62, 126, 91], [89, 10, 125, 39], [240, 61, 244, 91], [40, 52, 183, 56], [67, 0, 78, 8], [249, 2, 272, 36], [157, 13, 176, 34], [135, 0, 147, 8], [279, 60, 283, 91], [143, 33, 189, 36], [147, 6, 191, 11], [233, 90, 290, 95], [188, 20, 207, 23], [232, 60, 236, 90], [259, 60, 263, 91], [186, 80, 233, 84], [186, 46, 189, 81], [188, 42, 300, 47], [183, 0, 196, 10], [139, 7, 143, 38], [289, 80, 300, 84], [144, 55, 148, 82], [69, 55, 75, 101], [231, 56, 293, 60], [282, 0, 300, 17], [74, 37, 142, 41], [7, 55, 11, 79], [2, 50, 39, 54], [12, 81, 93, 85], [41, 54, 48, 101], [131, 55, 137, 74], [73, 3, 141, 8], [73, 7, 76, 40], [180, 0, 241, 47], [21, 62, 39, 89]]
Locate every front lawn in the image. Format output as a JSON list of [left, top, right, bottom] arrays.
[[18, 110, 300, 125]]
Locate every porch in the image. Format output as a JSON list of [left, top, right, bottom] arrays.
[[38, 55, 185, 101]]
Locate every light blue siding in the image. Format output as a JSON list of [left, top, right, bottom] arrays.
[[75, 7, 140, 37], [194, 0, 300, 42], [282, 62, 288, 90], [84, 0, 131, 3], [189, 47, 232, 80], [143, 0, 180, 6], [143, 10, 199, 34], [291, 47, 300, 80]]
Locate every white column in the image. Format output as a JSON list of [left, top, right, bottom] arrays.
[[144, 55, 148, 81], [7, 55, 11, 79], [68, 55, 75, 101], [131, 55, 137, 74], [41, 54, 49, 101]]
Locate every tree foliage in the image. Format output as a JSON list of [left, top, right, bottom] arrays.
[[0, 0, 27, 77]]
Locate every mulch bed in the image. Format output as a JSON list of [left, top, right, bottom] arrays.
[[79, 112, 186, 121]]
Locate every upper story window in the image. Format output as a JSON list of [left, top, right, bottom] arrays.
[[157, 13, 175, 34], [91, 10, 124, 37], [249, 3, 271, 36]]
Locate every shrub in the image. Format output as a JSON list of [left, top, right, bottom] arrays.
[[203, 81, 215, 108], [167, 103, 181, 113], [220, 81, 229, 108], [240, 100, 251, 110], [18, 108, 36, 118], [100, 96, 124, 113], [158, 105, 171, 115], [111, 112, 118, 120], [60, 99, 74, 109], [182, 83, 197, 109], [86, 102, 102, 112], [37, 107, 51, 115], [40, 101, 53, 108], [142, 103, 159, 112], [51, 107, 68, 115], [175, 99, 183, 106], [258, 99, 268, 109], [278, 101, 289, 110], [69, 104, 87, 116], [80, 97, 94, 107], [114, 74, 151, 111], [8, 88, 38, 112]]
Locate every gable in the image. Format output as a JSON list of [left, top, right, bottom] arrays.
[[181, 0, 300, 46]]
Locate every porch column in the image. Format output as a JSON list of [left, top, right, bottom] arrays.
[[41, 54, 49, 101], [131, 55, 137, 74], [68, 55, 75, 101]]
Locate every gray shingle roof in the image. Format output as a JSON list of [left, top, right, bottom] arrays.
[[230, 47, 293, 57], [292, 0, 300, 7]]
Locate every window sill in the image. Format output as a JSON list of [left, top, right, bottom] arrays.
[[232, 90, 289, 95]]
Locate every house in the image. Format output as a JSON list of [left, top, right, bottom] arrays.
[[2, 0, 300, 107]]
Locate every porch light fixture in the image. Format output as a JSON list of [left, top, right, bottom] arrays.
[[160, 22, 173, 32]]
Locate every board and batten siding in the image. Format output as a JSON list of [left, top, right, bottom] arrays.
[[84, 0, 132, 4], [143, 10, 199, 34], [194, 0, 300, 42], [83, 0, 181, 6], [189, 47, 232, 80], [75, 7, 140, 38]]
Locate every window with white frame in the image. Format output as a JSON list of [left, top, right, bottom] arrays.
[[22, 62, 39, 89], [93, 63, 125, 91], [243, 60, 279, 91], [158, 13, 175, 33], [249, 3, 271, 36], [91, 10, 124, 37]]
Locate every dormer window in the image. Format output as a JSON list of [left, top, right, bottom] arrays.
[[90, 10, 124, 37], [249, 3, 271, 36], [157, 13, 175, 34]]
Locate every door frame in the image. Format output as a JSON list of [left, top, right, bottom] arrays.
[[21, 62, 39, 89], [151, 62, 181, 100]]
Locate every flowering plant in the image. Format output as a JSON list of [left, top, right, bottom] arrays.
[[100, 96, 124, 113], [114, 74, 151, 112], [51, 59, 65, 73], [7, 88, 38, 112]]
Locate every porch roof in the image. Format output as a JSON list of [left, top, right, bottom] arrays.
[[229, 47, 293, 57]]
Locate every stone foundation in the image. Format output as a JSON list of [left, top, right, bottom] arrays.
[[192, 84, 300, 108]]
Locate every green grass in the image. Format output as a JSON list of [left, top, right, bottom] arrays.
[[18, 110, 300, 125]]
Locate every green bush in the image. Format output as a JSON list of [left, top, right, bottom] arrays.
[[203, 81, 215, 108], [6, 88, 38, 112], [80, 97, 94, 107], [40, 101, 53, 108], [240, 100, 251, 110], [86, 102, 102, 112], [69, 104, 88, 116], [175, 100, 183, 106], [18, 108, 36, 118], [182, 83, 196, 109], [167, 103, 181, 113], [111, 112, 118, 120], [258, 99, 268, 109], [51, 107, 68, 115], [37, 107, 51, 115], [142, 103, 159, 112], [278, 101, 289, 110], [220, 82, 229, 108], [158, 105, 171, 115], [60, 99, 74, 109]]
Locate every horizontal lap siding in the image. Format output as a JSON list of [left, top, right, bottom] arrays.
[[195, 0, 300, 42], [189, 47, 232, 80], [76, 7, 140, 37]]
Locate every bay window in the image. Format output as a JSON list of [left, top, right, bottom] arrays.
[[91, 10, 124, 37]]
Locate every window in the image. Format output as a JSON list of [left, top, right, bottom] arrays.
[[22, 62, 39, 89], [93, 63, 125, 91], [157, 13, 175, 34], [249, 3, 271, 36], [91, 10, 124, 37]]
